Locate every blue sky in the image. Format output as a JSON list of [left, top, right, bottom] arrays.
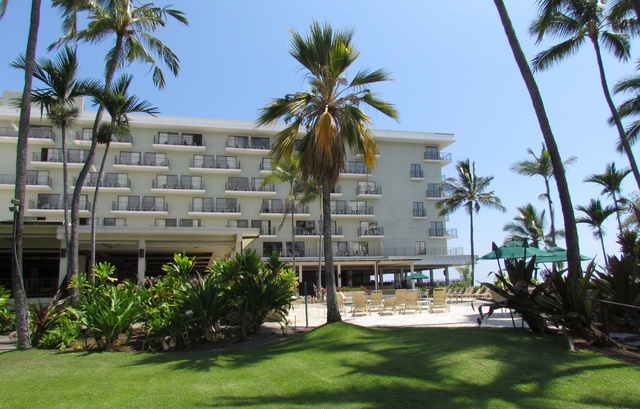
[[0, 1, 638, 284]]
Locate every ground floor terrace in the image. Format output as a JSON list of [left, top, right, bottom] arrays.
[[0, 222, 469, 299]]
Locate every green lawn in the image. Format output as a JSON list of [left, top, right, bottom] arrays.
[[2, 323, 639, 408]]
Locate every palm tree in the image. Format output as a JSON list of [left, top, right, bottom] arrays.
[[50, 0, 187, 296], [88, 74, 158, 268], [584, 162, 631, 233], [503, 203, 564, 248], [257, 20, 398, 323], [2, 0, 43, 350], [576, 198, 617, 268], [612, 70, 640, 153], [530, 0, 640, 191], [609, 0, 640, 25], [12, 46, 99, 254], [493, 0, 583, 279], [436, 159, 506, 284], [260, 156, 305, 271], [510, 143, 576, 246]]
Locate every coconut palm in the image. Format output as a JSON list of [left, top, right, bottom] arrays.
[[493, 0, 583, 279], [50, 0, 187, 297], [584, 162, 631, 233], [612, 70, 640, 152], [12, 46, 99, 253], [609, 0, 640, 26], [257, 20, 398, 323], [436, 159, 506, 284], [530, 0, 640, 191], [2, 0, 43, 349], [89, 74, 158, 268], [503, 203, 564, 249], [510, 143, 576, 246], [576, 198, 617, 268]]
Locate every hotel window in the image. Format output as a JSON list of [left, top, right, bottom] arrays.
[[413, 202, 426, 217], [427, 183, 442, 198], [410, 164, 423, 178], [430, 221, 445, 236], [251, 137, 270, 149], [216, 198, 238, 212], [118, 151, 141, 165], [263, 242, 283, 257], [285, 241, 305, 257], [425, 146, 439, 160], [415, 241, 427, 255]]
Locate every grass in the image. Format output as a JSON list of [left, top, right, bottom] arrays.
[[2, 323, 639, 408]]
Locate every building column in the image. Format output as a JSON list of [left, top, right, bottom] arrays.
[[58, 246, 68, 287], [298, 264, 303, 283], [410, 263, 415, 289], [374, 262, 379, 290], [137, 240, 146, 284], [429, 268, 434, 286], [444, 266, 450, 286], [337, 264, 342, 287]]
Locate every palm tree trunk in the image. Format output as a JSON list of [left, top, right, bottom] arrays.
[[590, 38, 640, 190], [612, 191, 623, 234], [544, 177, 557, 246], [68, 35, 123, 301], [469, 210, 475, 285], [61, 125, 70, 252], [322, 182, 341, 323], [290, 198, 296, 271], [12, 0, 42, 350], [90, 141, 111, 269], [598, 229, 609, 269], [494, 0, 582, 278]]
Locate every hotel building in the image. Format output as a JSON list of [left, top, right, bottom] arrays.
[[0, 90, 468, 298]]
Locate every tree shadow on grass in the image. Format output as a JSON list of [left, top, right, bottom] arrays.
[[128, 323, 639, 408]]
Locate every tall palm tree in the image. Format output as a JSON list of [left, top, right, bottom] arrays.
[[51, 0, 187, 295], [436, 159, 506, 284], [2, 0, 43, 350], [530, 0, 640, 191], [493, 0, 583, 279], [612, 70, 640, 153], [584, 162, 631, 233], [257, 20, 398, 323], [89, 74, 158, 268], [609, 0, 640, 25], [576, 198, 617, 268], [510, 143, 576, 246], [503, 203, 564, 248], [12, 46, 99, 253]]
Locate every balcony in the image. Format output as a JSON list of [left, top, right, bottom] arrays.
[[225, 137, 270, 154], [153, 132, 205, 152], [426, 190, 445, 200], [0, 126, 55, 145], [0, 174, 52, 191], [189, 204, 241, 216], [331, 206, 374, 218], [424, 151, 452, 165], [339, 166, 371, 178], [31, 151, 89, 170], [111, 202, 168, 214], [413, 208, 427, 218], [330, 185, 342, 198], [225, 181, 276, 196], [355, 185, 382, 198], [380, 247, 464, 257], [151, 180, 206, 194], [429, 228, 458, 239], [75, 130, 132, 147], [358, 226, 384, 237], [27, 199, 90, 214], [114, 156, 169, 172], [259, 226, 278, 236], [189, 156, 241, 174]]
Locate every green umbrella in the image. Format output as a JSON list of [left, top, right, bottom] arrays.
[[407, 272, 430, 280], [478, 241, 548, 260], [534, 246, 591, 264]]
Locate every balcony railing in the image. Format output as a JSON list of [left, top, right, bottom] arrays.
[[76, 130, 132, 143], [191, 158, 241, 169], [356, 186, 382, 195], [260, 227, 277, 235], [155, 133, 204, 147], [424, 151, 452, 161], [226, 138, 270, 150], [190, 204, 241, 213], [413, 208, 426, 218], [112, 202, 168, 211], [29, 199, 90, 210], [153, 180, 205, 190], [358, 227, 384, 236], [410, 169, 424, 178], [429, 228, 457, 238], [426, 189, 444, 199], [226, 182, 276, 192], [331, 206, 374, 216]]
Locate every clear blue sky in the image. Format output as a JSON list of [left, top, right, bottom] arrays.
[[0, 1, 637, 284]]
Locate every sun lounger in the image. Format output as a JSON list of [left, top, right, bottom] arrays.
[[394, 289, 407, 314], [351, 291, 369, 316], [429, 288, 450, 313], [404, 289, 422, 314], [369, 290, 383, 313], [381, 297, 396, 315]]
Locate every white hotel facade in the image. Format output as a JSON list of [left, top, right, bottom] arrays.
[[0, 91, 468, 297]]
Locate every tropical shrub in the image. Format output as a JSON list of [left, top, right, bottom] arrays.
[[37, 316, 81, 350], [69, 263, 143, 351], [180, 273, 229, 342], [208, 250, 297, 339], [28, 296, 67, 346], [0, 285, 15, 334]]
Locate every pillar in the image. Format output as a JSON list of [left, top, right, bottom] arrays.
[[410, 263, 415, 289], [137, 240, 146, 283], [444, 266, 450, 286], [374, 263, 379, 290], [58, 246, 68, 287], [337, 264, 342, 287]]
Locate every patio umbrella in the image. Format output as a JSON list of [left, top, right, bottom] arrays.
[[478, 241, 549, 260], [534, 246, 591, 264], [407, 272, 430, 280]]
